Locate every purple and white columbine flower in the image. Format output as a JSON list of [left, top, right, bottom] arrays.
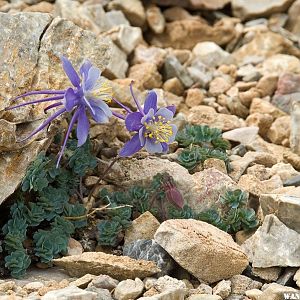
[[6, 56, 113, 166], [117, 83, 177, 157]]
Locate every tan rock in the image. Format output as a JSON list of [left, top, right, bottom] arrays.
[[67, 238, 84, 256], [185, 89, 204, 108], [246, 113, 273, 137], [250, 98, 286, 120], [152, 0, 230, 10], [128, 63, 162, 90], [245, 289, 263, 300], [269, 162, 299, 182], [267, 116, 291, 145], [209, 77, 231, 96], [23, 1, 53, 13], [283, 150, 300, 170], [252, 267, 281, 282], [0, 281, 16, 292], [163, 6, 198, 22], [146, 5, 165, 34], [230, 275, 262, 295], [154, 219, 249, 283], [23, 281, 44, 293], [124, 211, 160, 245], [149, 18, 236, 49], [212, 280, 231, 299], [247, 164, 270, 181], [256, 75, 278, 97], [163, 78, 184, 96], [203, 158, 227, 174], [257, 283, 300, 300], [132, 45, 167, 68], [294, 268, 300, 287], [286, 0, 300, 37], [70, 274, 96, 288], [187, 106, 245, 131], [53, 252, 160, 280], [114, 278, 144, 300], [222, 127, 258, 145], [239, 88, 261, 108], [262, 54, 300, 75]]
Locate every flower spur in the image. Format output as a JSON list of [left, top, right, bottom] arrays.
[[5, 56, 113, 166], [115, 82, 178, 157]]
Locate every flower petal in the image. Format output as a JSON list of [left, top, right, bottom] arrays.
[[141, 108, 154, 124], [90, 100, 112, 118], [80, 60, 92, 79], [139, 127, 146, 146], [166, 105, 176, 115], [143, 90, 157, 114], [125, 112, 143, 131], [61, 56, 81, 88], [168, 124, 178, 143], [144, 139, 163, 153], [156, 107, 174, 121], [76, 107, 90, 147], [91, 106, 110, 123], [119, 133, 143, 157], [85, 66, 100, 91], [161, 142, 169, 152], [63, 88, 77, 112]]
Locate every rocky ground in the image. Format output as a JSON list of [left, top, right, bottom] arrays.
[[1, 0, 300, 299]]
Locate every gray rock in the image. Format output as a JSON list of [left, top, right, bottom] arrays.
[[42, 286, 97, 300], [88, 275, 119, 291], [242, 214, 300, 267], [260, 194, 300, 234], [276, 267, 298, 286], [85, 287, 113, 300], [163, 56, 194, 88], [123, 239, 175, 275], [114, 278, 144, 300], [150, 0, 230, 10], [230, 275, 262, 295], [106, 10, 130, 27]]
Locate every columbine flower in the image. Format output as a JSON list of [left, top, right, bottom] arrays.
[[5, 56, 113, 166], [116, 82, 177, 157]]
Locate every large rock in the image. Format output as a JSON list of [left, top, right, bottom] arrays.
[[42, 286, 97, 300], [148, 18, 236, 49], [154, 219, 249, 283], [262, 54, 300, 75], [151, 0, 230, 10], [53, 252, 160, 280], [286, 0, 300, 37], [242, 214, 300, 268], [257, 283, 300, 300], [260, 194, 300, 233], [232, 0, 295, 21]]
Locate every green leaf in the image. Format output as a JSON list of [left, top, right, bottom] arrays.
[[5, 250, 31, 278], [97, 220, 123, 247]]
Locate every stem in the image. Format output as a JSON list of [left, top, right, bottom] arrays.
[[87, 156, 120, 202], [10, 90, 66, 102], [130, 81, 144, 115], [112, 97, 132, 113], [112, 111, 126, 120]]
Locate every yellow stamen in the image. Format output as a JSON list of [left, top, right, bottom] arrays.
[[144, 117, 173, 143], [90, 79, 113, 103]]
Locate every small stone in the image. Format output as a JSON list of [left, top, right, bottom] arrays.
[[257, 283, 300, 300], [163, 78, 184, 96], [269, 162, 299, 182], [106, 10, 130, 27], [143, 277, 157, 290], [209, 77, 231, 97], [146, 5, 165, 34], [85, 287, 113, 300], [23, 1, 53, 13], [23, 282, 44, 293], [252, 267, 281, 282], [222, 127, 258, 145], [114, 278, 144, 300], [245, 289, 263, 300], [128, 63, 162, 90], [88, 275, 119, 291], [69, 274, 96, 289], [0, 281, 16, 292], [132, 45, 167, 68], [267, 116, 290, 145], [154, 276, 186, 292], [67, 238, 83, 256], [188, 295, 222, 300], [230, 275, 262, 295], [190, 283, 213, 295], [262, 54, 300, 75], [213, 280, 231, 299], [185, 88, 204, 108], [242, 214, 300, 267], [246, 164, 270, 181], [192, 42, 230, 68], [203, 158, 227, 174], [124, 212, 160, 245], [41, 286, 97, 300], [246, 113, 274, 137], [294, 268, 300, 287], [250, 98, 286, 120], [123, 239, 175, 275]]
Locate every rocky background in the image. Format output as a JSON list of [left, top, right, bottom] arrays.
[[1, 0, 300, 299]]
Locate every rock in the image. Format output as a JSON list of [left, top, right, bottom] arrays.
[[192, 42, 230, 68], [188, 295, 222, 300], [222, 127, 258, 145], [250, 98, 286, 120], [139, 289, 186, 300], [246, 113, 273, 137], [151, 0, 230, 10], [236, 64, 261, 82], [163, 56, 194, 88], [262, 54, 300, 75], [0, 281, 16, 292], [232, 0, 294, 21], [269, 163, 299, 182], [267, 116, 290, 145], [132, 45, 167, 68], [242, 214, 300, 267], [53, 252, 160, 280], [209, 77, 231, 97], [106, 10, 130, 27], [85, 287, 114, 300], [187, 60, 213, 88], [154, 276, 186, 292], [277, 267, 298, 286], [146, 5, 165, 34], [231, 32, 300, 65], [114, 278, 144, 300], [67, 238, 83, 256], [230, 275, 262, 295], [185, 88, 204, 107], [187, 106, 246, 131], [23, 281, 44, 293], [23, 1, 53, 13], [41, 286, 97, 300], [252, 267, 281, 282], [163, 78, 184, 96], [247, 165, 270, 181], [128, 63, 162, 90], [276, 73, 300, 95], [245, 289, 263, 300], [260, 194, 300, 233], [123, 239, 175, 275], [102, 25, 143, 54], [70, 274, 96, 289], [154, 219, 249, 283], [54, 0, 110, 34], [257, 283, 300, 300], [163, 6, 197, 22], [286, 0, 300, 37], [203, 158, 227, 174], [190, 283, 213, 295], [148, 18, 236, 49], [125, 212, 160, 245], [213, 280, 231, 299], [107, 0, 146, 27], [294, 268, 300, 287], [88, 275, 119, 291]]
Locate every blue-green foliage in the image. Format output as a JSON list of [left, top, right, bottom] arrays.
[[176, 125, 230, 171], [2, 139, 95, 278]]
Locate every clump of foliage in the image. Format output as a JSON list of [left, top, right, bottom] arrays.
[[1, 138, 96, 278], [176, 125, 230, 172], [198, 189, 259, 233]]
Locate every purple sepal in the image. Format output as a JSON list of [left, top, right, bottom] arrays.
[[125, 112, 143, 131], [144, 91, 157, 114], [61, 56, 81, 88], [119, 133, 143, 157]]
